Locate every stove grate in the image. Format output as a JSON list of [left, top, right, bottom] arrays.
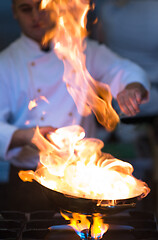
[[0, 210, 157, 240]]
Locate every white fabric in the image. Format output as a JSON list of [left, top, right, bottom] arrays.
[[0, 34, 149, 168]]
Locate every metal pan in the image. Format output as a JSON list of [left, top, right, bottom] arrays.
[[35, 181, 143, 215]]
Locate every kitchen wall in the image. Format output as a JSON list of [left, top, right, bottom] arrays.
[[0, 1, 20, 182], [0, 0, 20, 51]]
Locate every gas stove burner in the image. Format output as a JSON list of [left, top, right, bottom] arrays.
[[0, 210, 157, 240]]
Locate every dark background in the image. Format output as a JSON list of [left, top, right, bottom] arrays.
[[0, 1, 20, 183], [0, 0, 20, 51]]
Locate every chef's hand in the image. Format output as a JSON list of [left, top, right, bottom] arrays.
[[117, 82, 149, 116], [9, 126, 56, 150]]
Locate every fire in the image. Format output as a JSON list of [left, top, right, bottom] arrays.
[[61, 211, 109, 239], [40, 96, 50, 104], [19, 125, 150, 201], [41, 0, 51, 8], [23, 0, 150, 201], [28, 96, 49, 111], [40, 0, 119, 131], [61, 212, 90, 237], [28, 99, 38, 110], [20, 1, 150, 239], [91, 214, 109, 239], [19, 126, 150, 238]]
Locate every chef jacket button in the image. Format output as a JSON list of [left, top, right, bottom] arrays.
[[41, 116, 44, 121], [31, 62, 35, 66], [37, 88, 41, 93], [69, 112, 73, 117]]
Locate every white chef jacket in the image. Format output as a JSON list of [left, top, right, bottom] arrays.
[[0, 34, 149, 168]]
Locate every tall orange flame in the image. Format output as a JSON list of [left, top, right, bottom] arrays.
[[40, 0, 119, 131]]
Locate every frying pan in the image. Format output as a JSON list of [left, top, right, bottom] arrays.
[[35, 180, 144, 215]]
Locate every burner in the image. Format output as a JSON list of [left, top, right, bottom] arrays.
[[0, 210, 157, 240]]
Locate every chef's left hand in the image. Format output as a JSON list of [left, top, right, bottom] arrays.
[[117, 82, 149, 116]]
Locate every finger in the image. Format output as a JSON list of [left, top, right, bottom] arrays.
[[128, 93, 140, 113], [120, 90, 141, 115], [135, 90, 142, 104], [124, 99, 137, 116], [117, 94, 133, 116], [127, 104, 139, 116], [118, 92, 140, 116]]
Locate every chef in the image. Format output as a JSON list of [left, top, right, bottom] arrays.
[[0, 0, 149, 211]]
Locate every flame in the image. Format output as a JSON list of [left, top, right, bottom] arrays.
[[19, 126, 150, 239], [41, 0, 52, 8], [61, 212, 90, 236], [28, 99, 38, 110], [40, 0, 119, 131], [28, 96, 49, 111], [19, 125, 150, 201], [91, 214, 109, 239], [40, 96, 50, 104], [21, 2, 150, 238], [61, 211, 108, 239]]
